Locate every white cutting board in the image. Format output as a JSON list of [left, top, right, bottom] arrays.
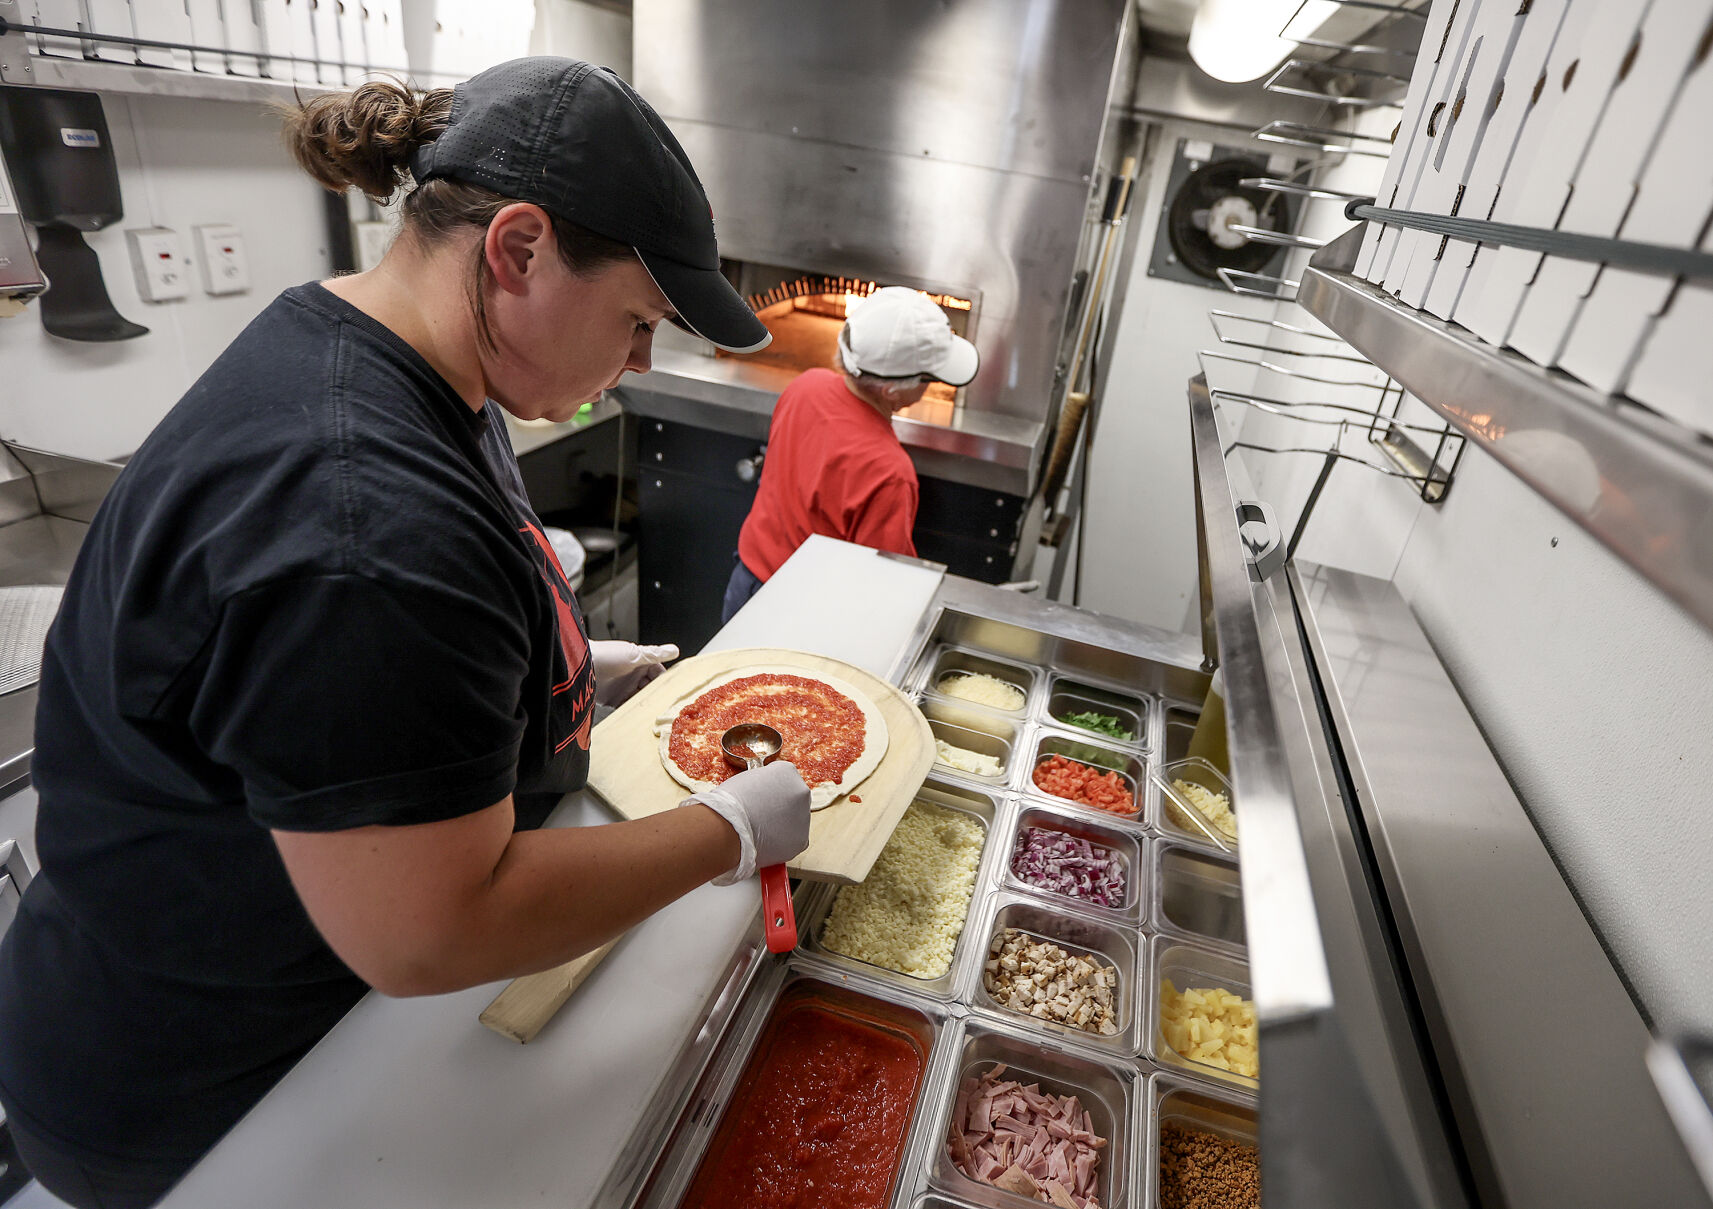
[[705, 535, 945, 676]]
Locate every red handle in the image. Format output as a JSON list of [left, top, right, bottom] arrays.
[[759, 864, 798, 954]]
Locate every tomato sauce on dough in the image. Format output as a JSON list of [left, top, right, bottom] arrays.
[[670, 673, 866, 788], [679, 999, 923, 1209]]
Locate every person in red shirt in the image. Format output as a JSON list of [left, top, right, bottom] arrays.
[[724, 287, 979, 621]]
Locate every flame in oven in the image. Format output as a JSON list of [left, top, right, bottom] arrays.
[[747, 276, 973, 320]]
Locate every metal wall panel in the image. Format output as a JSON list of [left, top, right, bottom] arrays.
[[663, 123, 1091, 422], [634, 0, 1123, 181]]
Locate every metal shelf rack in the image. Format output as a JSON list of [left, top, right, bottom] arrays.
[[5, 52, 340, 103], [1298, 224, 1713, 636]]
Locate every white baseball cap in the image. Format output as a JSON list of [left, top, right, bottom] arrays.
[[838, 286, 980, 386]]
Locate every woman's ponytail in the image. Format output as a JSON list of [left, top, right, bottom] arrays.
[[281, 80, 453, 202]]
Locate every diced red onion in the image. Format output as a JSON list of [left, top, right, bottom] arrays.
[[1009, 826, 1126, 908]]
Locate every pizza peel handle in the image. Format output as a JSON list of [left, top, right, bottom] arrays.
[[720, 725, 798, 955], [759, 865, 798, 953]]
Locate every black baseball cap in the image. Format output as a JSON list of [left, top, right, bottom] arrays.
[[409, 57, 771, 354]]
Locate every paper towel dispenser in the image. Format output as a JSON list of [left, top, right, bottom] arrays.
[[0, 86, 146, 341]]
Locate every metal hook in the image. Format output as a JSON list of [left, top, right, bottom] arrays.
[[1240, 177, 1375, 205], [1288, 35, 1420, 59], [1209, 388, 1457, 436], [1215, 268, 1301, 301], [1253, 121, 1393, 158], [1224, 439, 1427, 483], [1262, 59, 1408, 108], [1207, 317, 1372, 362], [1209, 310, 1350, 343], [1199, 349, 1389, 388], [1224, 225, 1330, 250], [1283, 0, 1427, 25]]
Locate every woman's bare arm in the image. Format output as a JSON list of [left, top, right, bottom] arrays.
[[272, 799, 739, 996]]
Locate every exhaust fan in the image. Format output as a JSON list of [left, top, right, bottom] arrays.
[[1147, 139, 1299, 291]]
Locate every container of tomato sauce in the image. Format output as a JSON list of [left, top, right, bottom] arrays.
[[675, 978, 937, 1209]]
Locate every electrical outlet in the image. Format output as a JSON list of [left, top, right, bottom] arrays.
[[125, 227, 191, 302], [194, 223, 251, 296]]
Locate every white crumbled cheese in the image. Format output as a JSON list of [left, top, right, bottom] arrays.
[[820, 801, 986, 979], [935, 738, 1002, 778], [1169, 778, 1237, 841], [937, 671, 1025, 711]]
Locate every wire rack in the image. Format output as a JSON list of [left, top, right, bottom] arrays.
[[1197, 0, 1463, 523]]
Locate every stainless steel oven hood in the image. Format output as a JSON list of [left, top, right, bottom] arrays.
[[628, 0, 1140, 495]]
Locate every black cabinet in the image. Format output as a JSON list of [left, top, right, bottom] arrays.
[[635, 419, 763, 651], [635, 417, 1027, 648], [912, 475, 1024, 583]]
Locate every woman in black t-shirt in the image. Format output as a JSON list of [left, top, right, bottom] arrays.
[[0, 60, 809, 1209]]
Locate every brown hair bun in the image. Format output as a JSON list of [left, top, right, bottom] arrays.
[[281, 80, 454, 202]]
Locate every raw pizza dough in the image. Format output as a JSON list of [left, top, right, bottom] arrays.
[[653, 664, 890, 810]]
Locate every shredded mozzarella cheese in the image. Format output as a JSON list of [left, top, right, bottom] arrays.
[[820, 801, 985, 979], [937, 671, 1025, 711]]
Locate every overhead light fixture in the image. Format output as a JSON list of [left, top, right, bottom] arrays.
[[1187, 0, 1339, 83]]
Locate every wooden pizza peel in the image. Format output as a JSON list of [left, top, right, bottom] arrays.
[[478, 647, 931, 1040], [585, 646, 934, 885]]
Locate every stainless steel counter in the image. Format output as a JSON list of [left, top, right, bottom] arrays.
[[157, 539, 1203, 1209], [615, 347, 1047, 497], [1185, 374, 1711, 1209], [0, 514, 89, 794], [502, 395, 624, 458]]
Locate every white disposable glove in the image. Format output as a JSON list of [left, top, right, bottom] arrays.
[[591, 641, 679, 706], [690, 762, 811, 886]]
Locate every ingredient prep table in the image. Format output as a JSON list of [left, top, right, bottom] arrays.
[[151, 430, 1669, 1209], [158, 534, 1225, 1209]]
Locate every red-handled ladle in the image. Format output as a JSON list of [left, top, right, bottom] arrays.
[[719, 723, 798, 954]]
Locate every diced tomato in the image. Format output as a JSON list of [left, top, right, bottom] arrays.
[[1031, 754, 1136, 816]]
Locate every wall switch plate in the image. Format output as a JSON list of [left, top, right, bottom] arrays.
[[126, 227, 191, 302], [194, 224, 251, 295]]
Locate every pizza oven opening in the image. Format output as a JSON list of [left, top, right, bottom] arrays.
[[717, 259, 978, 427]]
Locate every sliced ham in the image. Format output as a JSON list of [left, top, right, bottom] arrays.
[[994, 1164, 1039, 1198], [947, 1066, 1107, 1208], [950, 1121, 976, 1174]]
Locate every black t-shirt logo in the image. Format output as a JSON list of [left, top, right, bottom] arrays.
[[519, 522, 595, 753]]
